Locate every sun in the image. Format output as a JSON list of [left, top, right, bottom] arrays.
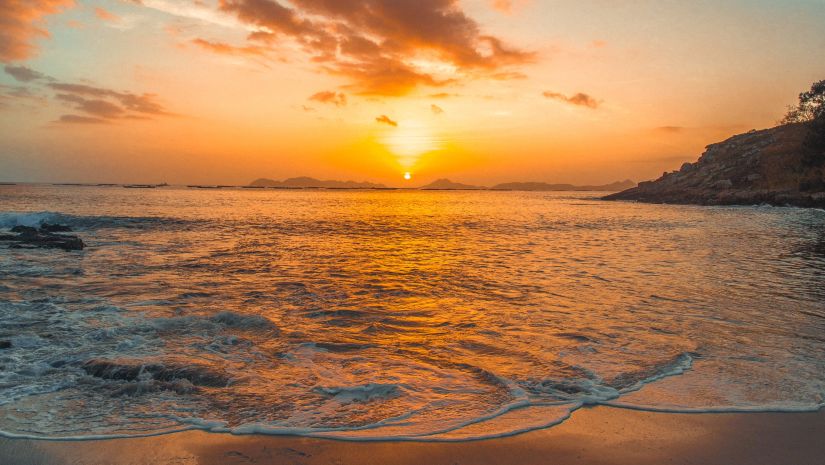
[[404, 172, 411, 180]]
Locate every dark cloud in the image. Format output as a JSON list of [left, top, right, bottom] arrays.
[[375, 114, 398, 127], [55, 93, 125, 118], [48, 82, 168, 116], [309, 91, 347, 107], [431, 104, 444, 115], [542, 91, 600, 109], [0, 0, 74, 62], [44, 82, 170, 123], [4, 65, 47, 82], [57, 114, 110, 124], [213, 0, 534, 96]]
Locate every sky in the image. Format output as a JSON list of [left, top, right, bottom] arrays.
[[1, 0, 824, 186]]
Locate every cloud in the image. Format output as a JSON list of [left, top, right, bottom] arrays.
[[0, 83, 48, 107], [208, 0, 534, 96], [4, 65, 47, 82], [94, 7, 119, 22], [190, 38, 269, 57], [490, 0, 530, 14], [46, 82, 170, 123], [0, 0, 75, 62], [428, 92, 458, 99], [375, 114, 398, 127], [431, 104, 444, 115], [57, 114, 110, 124], [309, 91, 347, 107], [542, 91, 600, 109], [490, 71, 527, 80]]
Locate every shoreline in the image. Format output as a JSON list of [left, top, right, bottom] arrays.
[[2, 405, 824, 464]]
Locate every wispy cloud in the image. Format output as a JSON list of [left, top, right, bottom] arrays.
[[431, 104, 444, 115], [94, 7, 119, 22], [47, 82, 171, 124], [542, 91, 600, 109], [309, 91, 347, 107], [4, 65, 48, 82], [0, 0, 75, 62], [190, 38, 269, 57], [375, 114, 398, 127]]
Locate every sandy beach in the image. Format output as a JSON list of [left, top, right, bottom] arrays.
[[2, 406, 823, 465]]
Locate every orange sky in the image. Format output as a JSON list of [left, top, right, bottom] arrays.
[[1, 0, 824, 186]]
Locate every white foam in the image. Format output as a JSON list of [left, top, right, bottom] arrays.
[[0, 211, 61, 228]]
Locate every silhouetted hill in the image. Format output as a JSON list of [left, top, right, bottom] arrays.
[[604, 124, 825, 207], [419, 179, 485, 190], [250, 177, 386, 189], [491, 180, 635, 191]]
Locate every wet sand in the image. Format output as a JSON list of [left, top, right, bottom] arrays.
[[2, 406, 824, 465]]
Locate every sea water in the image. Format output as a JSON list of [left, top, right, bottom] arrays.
[[0, 184, 823, 440]]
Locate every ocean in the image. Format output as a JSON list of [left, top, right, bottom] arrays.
[[1, 184, 824, 441]]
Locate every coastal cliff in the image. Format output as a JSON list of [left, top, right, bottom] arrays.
[[604, 123, 825, 208]]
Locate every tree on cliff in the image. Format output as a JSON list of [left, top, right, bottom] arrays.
[[782, 79, 825, 167]]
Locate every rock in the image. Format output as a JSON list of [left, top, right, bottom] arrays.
[[40, 223, 72, 233], [746, 173, 762, 182], [10, 225, 37, 236], [82, 358, 231, 387], [0, 340, 11, 349], [1, 226, 85, 251], [714, 179, 733, 189]]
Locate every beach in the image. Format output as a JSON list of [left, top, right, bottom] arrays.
[[2, 406, 824, 464]]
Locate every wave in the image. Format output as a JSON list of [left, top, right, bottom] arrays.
[[0, 211, 201, 230]]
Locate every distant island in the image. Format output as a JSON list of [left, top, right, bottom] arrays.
[[491, 180, 636, 191], [419, 179, 486, 190], [249, 177, 387, 189], [605, 80, 825, 208], [418, 178, 635, 191], [248, 176, 636, 191]]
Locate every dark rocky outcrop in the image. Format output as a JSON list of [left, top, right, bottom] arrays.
[[604, 124, 825, 208], [83, 358, 231, 388], [0, 224, 85, 251]]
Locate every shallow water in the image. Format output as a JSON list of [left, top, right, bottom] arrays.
[[0, 184, 824, 440]]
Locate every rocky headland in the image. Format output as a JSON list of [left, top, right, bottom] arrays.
[[604, 123, 825, 208]]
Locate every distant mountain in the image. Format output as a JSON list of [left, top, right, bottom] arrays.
[[418, 178, 485, 190], [491, 180, 636, 192], [249, 177, 386, 189]]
